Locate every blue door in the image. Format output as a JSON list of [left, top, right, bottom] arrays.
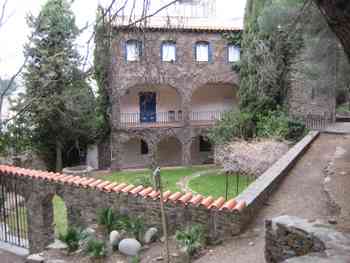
[[140, 92, 156, 123]]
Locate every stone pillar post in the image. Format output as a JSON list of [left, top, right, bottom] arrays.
[[110, 131, 122, 171], [26, 196, 55, 253], [182, 138, 192, 167], [148, 140, 158, 170]]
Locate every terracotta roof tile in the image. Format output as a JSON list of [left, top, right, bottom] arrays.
[[179, 192, 192, 204], [130, 185, 144, 195], [96, 181, 111, 190], [209, 197, 225, 209], [59, 175, 75, 183], [139, 187, 153, 197], [148, 190, 160, 199], [189, 195, 203, 206], [80, 178, 96, 187], [112, 183, 128, 193], [162, 191, 172, 201], [169, 192, 182, 202], [72, 177, 90, 186], [121, 184, 135, 193], [88, 179, 102, 188], [66, 176, 82, 184], [103, 182, 119, 191], [201, 196, 214, 208], [233, 201, 246, 211], [221, 199, 237, 211]]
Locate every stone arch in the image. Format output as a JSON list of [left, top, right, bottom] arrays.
[[190, 82, 239, 121], [156, 136, 183, 167], [120, 134, 154, 169], [190, 133, 214, 165]]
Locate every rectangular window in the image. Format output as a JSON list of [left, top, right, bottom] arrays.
[[162, 42, 176, 62], [199, 136, 212, 152], [126, 41, 140, 61], [228, 45, 240, 62], [196, 43, 209, 62], [140, 140, 149, 155]]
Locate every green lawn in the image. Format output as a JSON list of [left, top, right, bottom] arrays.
[[188, 172, 255, 199], [98, 166, 211, 193]]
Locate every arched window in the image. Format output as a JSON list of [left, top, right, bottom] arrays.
[[228, 44, 240, 62], [195, 41, 211, 62], [125, 39, 142, 61], [161, 41, 176, 62]]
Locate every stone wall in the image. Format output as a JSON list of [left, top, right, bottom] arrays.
[[0, 165, 245, 253], [265, 215, 350, 263]]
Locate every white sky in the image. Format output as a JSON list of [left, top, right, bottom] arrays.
[[0, 0, 246, 78]]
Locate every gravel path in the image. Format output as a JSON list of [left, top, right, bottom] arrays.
[[176, 169, 219, 193], [195, 134, 343, 263]]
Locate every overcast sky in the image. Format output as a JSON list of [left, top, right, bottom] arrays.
[[0, 0, 246, 78]]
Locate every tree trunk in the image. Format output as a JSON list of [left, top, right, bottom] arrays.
[[56, 140, 63, 172], [313, 0, 350, 61], [0, 96, 3, 132]]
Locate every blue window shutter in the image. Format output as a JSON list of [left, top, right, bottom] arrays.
[[208, 42, 213, 63], [138, 41, 143, 58], [193, 43, 197, 61], [123, 41, 127, 62]]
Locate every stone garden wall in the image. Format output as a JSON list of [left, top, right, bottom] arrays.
[[0, 165, 245, 253], [265, 215, 350, 262]]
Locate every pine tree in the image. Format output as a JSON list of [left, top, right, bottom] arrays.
[[23, 0, 96, 171]]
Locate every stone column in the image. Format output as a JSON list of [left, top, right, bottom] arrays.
[[110, 131, 122, 171], [26, 196, 55, 253], [182, 138, 192, 167], [148, 140, 158, 170]]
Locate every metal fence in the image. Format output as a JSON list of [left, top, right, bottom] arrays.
[[0, 176, 28, 248], [292, 113, 331, 130]]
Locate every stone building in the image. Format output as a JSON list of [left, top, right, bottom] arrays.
[[101, 24, 241, 170]]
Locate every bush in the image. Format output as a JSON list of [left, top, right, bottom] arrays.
[[97, 207, 118, 233], [256, 110, 289, 139], [86, 238, 106, 258], [59, 227, 81, 252], [133, 175, 154, 188], [208, 110, 256, 144], [175, 225, 203, 256]]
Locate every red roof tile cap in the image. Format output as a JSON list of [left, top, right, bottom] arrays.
[[112, 183, 128, 193], [169, 192, 182, 202], [179, 192, 193, 204], [209, 197, 225, 209], [201, 196, 214, 208], [220, 199, 237, 211], [130, 185, 144, 195], [189, 195, 203, 206], [233, 201, 246, 212], [121, 184, 135, 193], [139, 187, 153, 197]]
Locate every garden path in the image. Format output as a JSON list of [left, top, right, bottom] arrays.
[[195, 133, 350, 263]]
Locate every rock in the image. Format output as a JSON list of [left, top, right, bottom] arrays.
[[172, 248, 190, 263], [118, 238, 142, 256], [249, 241, 255, 246], [26, 254, 44, 263], [328, 218, 337, 225], [110, 230, 123, 249], [46, 260, 67, 263], [144, 227, 158, 244], [47, 239, 68, 250]]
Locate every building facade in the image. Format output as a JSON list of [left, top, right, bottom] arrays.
[[103, 25, 241, 170]]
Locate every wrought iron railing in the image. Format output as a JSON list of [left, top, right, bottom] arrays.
[[120, 110, 226, 127], [292, 113, 331, 130]]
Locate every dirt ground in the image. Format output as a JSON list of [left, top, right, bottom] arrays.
[[3, 133, 350, 263]]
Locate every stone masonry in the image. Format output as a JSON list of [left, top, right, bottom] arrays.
[[106, 26, 240, 170], [265, 215, 350, 263], [0, 165, 246, 253]]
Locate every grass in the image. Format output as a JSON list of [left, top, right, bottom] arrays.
[[0, 195, 67, 238], [188, 172, 255, 199], [98, 166, 211, 193], [337, 103, 350, 114]]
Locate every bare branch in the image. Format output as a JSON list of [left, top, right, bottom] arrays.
[[0, 0, 8, 28]]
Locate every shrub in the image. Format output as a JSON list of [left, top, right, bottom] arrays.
[[256, 110, 289, 139], [59, 227, 81, 252], [208, 110, 256, 144], [134, 175, 153, 188], [175, 225, 203, 256], [86, 238, 106, 258], [126, 216, 145, 242], [97, 207, 118, 233]]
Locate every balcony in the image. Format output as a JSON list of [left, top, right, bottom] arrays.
[[120, 110, 225, 128]]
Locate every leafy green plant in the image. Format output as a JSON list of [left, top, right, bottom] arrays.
[[86, 238, 106, 258], [131, 256, 140, 263], [59, 227, 81, 252], [134, 175, 154, 188], [175, 225, 203, 256], [208, 110, 256, 144], [97, 207, 118, 233], [127, 217, 145, 242], [256, 110, 289, 139]]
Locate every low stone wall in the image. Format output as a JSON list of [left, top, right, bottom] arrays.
[[0, 165, 245, 253], [265, 215, 350, 262], [236, 131, 320, 227]]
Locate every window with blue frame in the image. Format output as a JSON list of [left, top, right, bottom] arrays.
[[195, 41, 211, 62], [228, 44, 240, 62], [161, 41, 176, 62], [126, 40, 142, 61]]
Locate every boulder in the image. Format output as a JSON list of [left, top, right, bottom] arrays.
[[144, 227, 158, 244], [118, 238, 142, 256], [26, 254, 44, 263], [47, 239, 68, 250], [109, 230, 123, 249]]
